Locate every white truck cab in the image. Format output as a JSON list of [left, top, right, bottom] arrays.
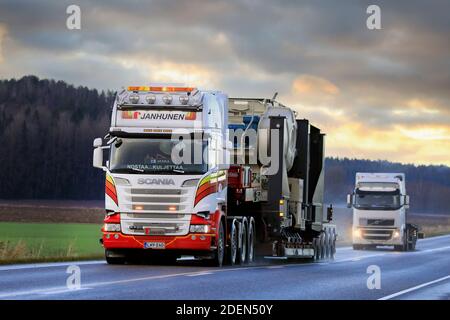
[[347, 173, 421, 251]]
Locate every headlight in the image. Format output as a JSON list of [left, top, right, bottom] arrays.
[[353, 229, 361, 238], [182, 179, 199, 187], [104, 223, 121, 232], [393, 230, 400, 238], [190, 225, 211, 233]]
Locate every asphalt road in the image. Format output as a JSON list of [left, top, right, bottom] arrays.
[[0, 235, 449, 300]]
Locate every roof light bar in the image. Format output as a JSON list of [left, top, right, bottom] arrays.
[[127, 86, 195, 92]]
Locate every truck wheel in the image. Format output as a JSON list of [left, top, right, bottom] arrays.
[[312, 238, 318, 260], [210, 220, 225, 267], [227, 220, 238, 266], [320, 233, 326, 259], [353, 244, 362, 250], [105, 249, 126, 265], [323, 231, 329, 259], [330, 230, 336, 259], [327, 230, 333, 259], [246, 218, 255, 263], [238, 220, 247, 264]]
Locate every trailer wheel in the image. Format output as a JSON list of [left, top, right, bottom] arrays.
[[330, 230, 336, 260], [247, 218, 256, 263], [227, 220, 239, 266], [238, 219, 247, 264], [325, 230, 332, 259], [319, 233, 326, 260], [323, 229, 330, 259], [105, 249, 126, 265], [312, 238, 319, 260]]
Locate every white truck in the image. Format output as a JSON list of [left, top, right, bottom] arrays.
[[347, 172, 422, 251], [93, 85, 336, 265]]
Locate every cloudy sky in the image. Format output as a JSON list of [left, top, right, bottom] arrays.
[[0, 0, 449, 165]]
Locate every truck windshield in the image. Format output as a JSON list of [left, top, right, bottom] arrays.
[[354, 190, 401, 210], [109, 137, 207, 175]]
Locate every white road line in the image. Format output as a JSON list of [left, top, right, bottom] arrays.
[[38, 287, 93, 295], [185, 272, 214, 277], [378, 275, 450, 300], [0, 260, 105, 272]]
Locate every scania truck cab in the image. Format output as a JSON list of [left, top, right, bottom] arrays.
[[93, 86, 229, 265], [347, 173, 421, 251]]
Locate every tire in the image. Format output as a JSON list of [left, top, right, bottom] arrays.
[[326, 230, 333, 260], [210, 220, 225, 267], [237, 220, 247, 264], [330, 231, 336, 260], [323, 231, 328, 259], [105, 249, 126, 265], [312, 238, 318, 260], [246, 218, 255, 263], [227, 220, 238, 266], [353, 244, 362, 250], [319, 233, 325, 259]]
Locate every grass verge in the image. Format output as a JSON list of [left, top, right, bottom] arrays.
[[0, 222, 104, 264]]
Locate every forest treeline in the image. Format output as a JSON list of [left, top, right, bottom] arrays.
[[0, 76, 449, 214]]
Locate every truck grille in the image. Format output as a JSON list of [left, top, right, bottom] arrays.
[[121, 220, 189, 236], [360, 219, 395, 226], [121, 213, 186, 219], [131, 189, 183, 195], [121, 188, 191, 213], [361, 229, 393, 240]]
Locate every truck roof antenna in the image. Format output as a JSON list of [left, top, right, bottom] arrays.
[[272, 92, 278, 101]]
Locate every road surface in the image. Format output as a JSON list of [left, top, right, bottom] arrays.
[[0, 235, 449, 300]]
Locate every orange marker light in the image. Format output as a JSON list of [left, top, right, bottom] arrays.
[[134, 205, 144, 210], [128, 86, 195, 92], [168, 206, 177, 211]]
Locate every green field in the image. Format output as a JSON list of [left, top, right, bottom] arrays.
[[0, 222, 104, 264]]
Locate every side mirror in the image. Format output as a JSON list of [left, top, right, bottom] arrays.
[[93, 147, 104, 169], [93, 137, 103, 148], [404, 195, 410, 209], [346, 194, 353, 208], [93, 138, 105, 169]]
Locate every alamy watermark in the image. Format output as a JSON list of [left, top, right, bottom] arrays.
[[367, 265, 381, 290], [66, 265, 81, 290], [66, 5, 81, 30], [366, 5, 382, 30]]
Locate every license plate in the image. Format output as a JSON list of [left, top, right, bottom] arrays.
[[144, 242, 165, 249]]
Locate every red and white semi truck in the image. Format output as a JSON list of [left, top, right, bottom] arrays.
[[93, 85, 336, 266]]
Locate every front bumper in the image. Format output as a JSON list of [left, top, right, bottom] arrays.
[[102, 232, 215, 251], [353, 227, 403, 245]]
